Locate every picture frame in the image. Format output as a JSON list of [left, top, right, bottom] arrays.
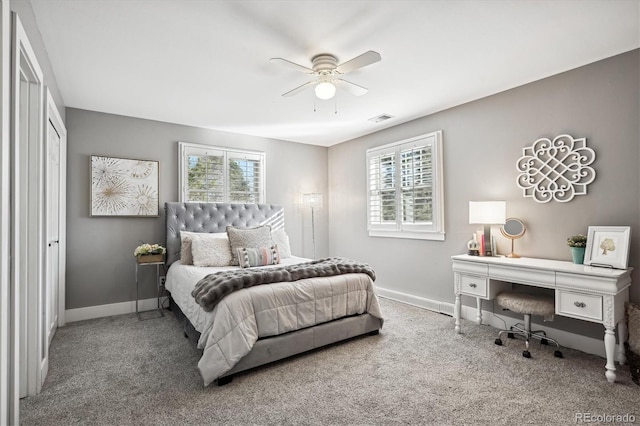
[[90, 155, 159, 217], [584, 226, 631, 269]]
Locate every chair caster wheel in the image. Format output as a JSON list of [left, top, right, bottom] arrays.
[[541, 338, 548, 345], [554, 350, 563, 358], [495, 338, 503, 346], [507, 332, 515, 339], [523, 350, 531, 358]]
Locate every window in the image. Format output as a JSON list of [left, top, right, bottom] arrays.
[[179, 142, 265, 203], [366, 131, 444, 240]]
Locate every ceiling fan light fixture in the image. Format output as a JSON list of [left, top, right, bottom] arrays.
[[315, 81, 336, 100]]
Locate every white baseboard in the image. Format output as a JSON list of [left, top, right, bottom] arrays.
[[377, 286, 618, 361], [377, 287, 454, 316], [65, 298, 162, 323]]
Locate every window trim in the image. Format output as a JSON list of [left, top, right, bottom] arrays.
[[178, 141, 266, 203], [366, 131, 445, 241]]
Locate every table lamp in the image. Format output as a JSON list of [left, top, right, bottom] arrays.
[[469, 201, 506, 256]]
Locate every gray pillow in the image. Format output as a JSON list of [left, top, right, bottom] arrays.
[[180, 231, 200, 265], [226, 225, 273, 265]]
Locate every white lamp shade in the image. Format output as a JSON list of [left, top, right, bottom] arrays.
[[469, 201, 506, 224], [314, 82, 336, 100], [303, 193, 323, 209]]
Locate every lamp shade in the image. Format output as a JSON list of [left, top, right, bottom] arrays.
[[469, 201, 506, 224], [303, 193, 323, 209], [314, 82, 336, 100]]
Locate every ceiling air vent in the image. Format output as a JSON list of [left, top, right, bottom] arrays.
[[368, 114, 394, 123]]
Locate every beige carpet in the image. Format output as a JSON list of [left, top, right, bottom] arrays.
[[20, 298, 640, 425]]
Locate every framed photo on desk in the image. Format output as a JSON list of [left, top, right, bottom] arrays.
[[584, 226, 631, 269]]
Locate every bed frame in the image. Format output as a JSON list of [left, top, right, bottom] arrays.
[[165, 202, 382, 385]]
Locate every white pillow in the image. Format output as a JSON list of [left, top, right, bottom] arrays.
[[271, 229, 291, 259], [180, 231, 228, 266], [191, 234, 233, 267]]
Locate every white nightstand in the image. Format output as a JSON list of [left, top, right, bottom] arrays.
[[135, 259, 165, 320]]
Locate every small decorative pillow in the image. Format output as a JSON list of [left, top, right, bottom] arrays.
[[627, 302, 640, 354], [271, 229, 291, 259], [191, 234, 233, 267], [237, 245, 280, 268], [227, 225, 273, 265]]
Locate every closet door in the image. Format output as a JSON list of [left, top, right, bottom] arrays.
[[45, 89, 66, 348], [45, 118, 59, 344]]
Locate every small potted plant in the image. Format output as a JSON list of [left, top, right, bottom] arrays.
[[134, 243, 166, 263], [567, 234, 587, 264]]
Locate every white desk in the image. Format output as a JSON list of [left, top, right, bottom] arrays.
[[451, 254, 633, 383]]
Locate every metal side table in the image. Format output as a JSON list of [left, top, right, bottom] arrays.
[[135, 260, 165, 320]]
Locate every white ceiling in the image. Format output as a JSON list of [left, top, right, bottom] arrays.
[[30, 0, 639, 147]]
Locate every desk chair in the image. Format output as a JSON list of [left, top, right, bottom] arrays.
[[494, 292, 563, 359]]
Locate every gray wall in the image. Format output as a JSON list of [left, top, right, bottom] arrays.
[[328, 49, 639, 338], [65, 108, 328, 309]]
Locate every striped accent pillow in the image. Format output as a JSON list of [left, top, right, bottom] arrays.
[[236, 245, 280, 268]]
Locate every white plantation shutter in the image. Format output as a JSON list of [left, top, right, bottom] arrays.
[[366, 131, 444, 240], [228, 152, 263, 203], [179, 142, 265, 203], [400, 143, 432, 225], [368, 148, 397, 231], [185, 148, 225, 202]]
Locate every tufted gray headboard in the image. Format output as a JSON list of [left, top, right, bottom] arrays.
[[165, 202, 284, 266]]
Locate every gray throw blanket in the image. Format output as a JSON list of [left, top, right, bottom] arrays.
[[191, 257, 376, 312]]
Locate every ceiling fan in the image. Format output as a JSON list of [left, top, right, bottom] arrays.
[[270, 50, 381, 100]]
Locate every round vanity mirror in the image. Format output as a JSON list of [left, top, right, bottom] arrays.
[[500, 218, 526, 258]]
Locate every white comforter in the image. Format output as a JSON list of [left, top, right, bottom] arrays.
[[166, 257, 383, 385]]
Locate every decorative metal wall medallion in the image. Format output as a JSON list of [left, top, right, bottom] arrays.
[[516, 134, 596, 203]]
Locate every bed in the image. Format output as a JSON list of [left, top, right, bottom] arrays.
[[164, 202, 383, 386]]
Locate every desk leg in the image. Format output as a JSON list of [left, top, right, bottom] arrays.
[[454, 294, 461, 334], [604, 326, 617, 383], [617, 321, 627, 365], [476, 297, 482, 325]]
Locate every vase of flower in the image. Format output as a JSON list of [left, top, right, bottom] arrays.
[[134, 243, 166, 263], [570, 247, 585, 264], [567, 234, 587, 264]]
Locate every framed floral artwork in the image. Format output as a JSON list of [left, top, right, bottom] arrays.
[[583, 226, 631, 269], [90, 155, 159, 217]]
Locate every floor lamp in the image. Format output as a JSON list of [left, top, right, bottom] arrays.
[[303, 193, 322, 258]]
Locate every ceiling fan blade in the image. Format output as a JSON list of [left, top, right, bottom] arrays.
[[270, 57, 314, 73], [335, 79, 368, 96], [281, 81, 316, 97], [335, 50, 381, 74]]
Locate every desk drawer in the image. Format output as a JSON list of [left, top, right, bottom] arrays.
[[556, 290, 603, 322], [460, 275, 488, 297]]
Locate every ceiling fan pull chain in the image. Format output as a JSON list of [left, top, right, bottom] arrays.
[[334, 98, 338, 115], [313, 98, 317, 113]]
